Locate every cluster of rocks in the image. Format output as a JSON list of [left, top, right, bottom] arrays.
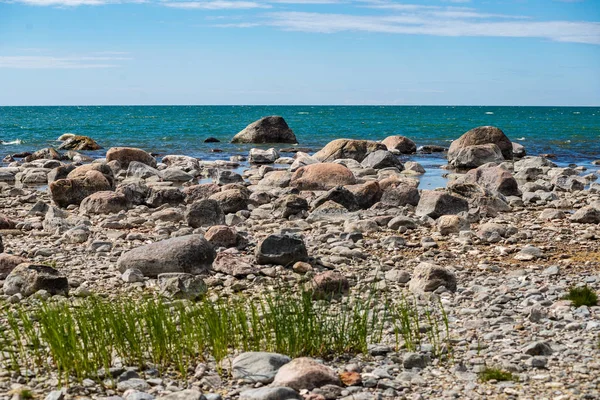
[[0, 116, 599, 399]]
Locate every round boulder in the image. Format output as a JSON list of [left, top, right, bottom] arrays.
[[381, 135, 417, 154], [106, 147, 157, 168], [231, 116, 298, 144], [448, 126, 512, 162], [313, 139, 386, 162], [290, 163, 356, 191]]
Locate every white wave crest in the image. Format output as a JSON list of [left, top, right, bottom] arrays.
[[1, 139, 23, 145]]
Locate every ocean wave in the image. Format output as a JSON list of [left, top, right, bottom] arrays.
[[516, 137, 526, 141], [485, 112, 494, 115], [1, 139, 23, 145], [297, 112, 309, 115]]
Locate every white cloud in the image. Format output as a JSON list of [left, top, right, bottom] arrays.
[[0, 55, 131, 69], [164, 0, 269, 8]]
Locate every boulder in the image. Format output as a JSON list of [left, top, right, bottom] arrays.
[[209, 189, 249, 214], [161, 155, 200, 171], [272, 357, 341, 391], [17, 168, 51, 185], [49, 170, 112, 208], [311, 186, 360, 212], [232, 116, 298, 144], [239, 387, 301, 400], [205, 225, 242, 248], [437, 215, 469, 235], [409, 262, 457, 293], [571, 205, 600, 224], [404, 161, 425, 174], [314, 139, 386, 162], [415, 190, 469, 219], [290, 153, 319, 172], [448, 126, 513, 162], [255, 234, 308, 266], [80, 191, 128, 214], [0, 254, 29, 278], [290, 163, 356, 191], [157, 273, 207, 300], [450, 164, 520, 197], [160, 168, 194, 182], [216, 170, 244, 185], [146, 187, 185, 208], [381, 135, 417, 154], [116, 235, 216, 277], [58, 135, 101, 151], [380, 185, 421, 207], [448, 144, 505, 170], [3, 263, 68, 297], [184, 183, 221, 203], [275, 195, 309, 219], [185, 199, 226, 228], [232, 352, 291, 384], [257, 171, 292, 188], [67, 163, 115, 188], [127, 161, 162, 180], [212, 253, 257, 277], [0, 214, 16, 229], [346, 181, 382, 209], [360, 150, 404, 170], [47, 164, 76, 184], [106, 147, 157, 168], [116, 181, 150, 206], [249, 148, 280, 164], [512, 142, 526, 158], [308, 271, 350, 299], [24, 147, 61, 162]]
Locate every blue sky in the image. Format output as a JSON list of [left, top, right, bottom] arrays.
[[0, 0, 599, 105]]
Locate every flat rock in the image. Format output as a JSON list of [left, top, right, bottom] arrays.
[[232, 352, 291, 383], [272, 357, 341, 391], [3, 263, 69, 297]]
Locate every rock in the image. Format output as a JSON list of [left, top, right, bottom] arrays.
[[106, 147, 157, 168], [523, 341, 553, 356], [127, 161, 162, 180], [215, 170, 244, 185], [158, 273, 207, 300], [387, 216, 417, 230], [515, 246, 544, 261], [232, 352, 291, 384], [3, 263, 68, 297], [360, 150, 404, 170], [448, 126, 513, 162], [437, 215, 469, 235], [49, 170, 112, 208], [249, 148, 280, 164], [381, 135, 417, 154], [117, 379, 150, 392], [116, 181, 150, 206], [156, 390, 206, 400], [184, 184, 221, 203], [212, 253, 257, 277], [551, 175, 585, 191], [415, 191, 469, 219], [346, 181, 382, 209], [204, 137, 220, 143], [272, 357, 341, 391], [162, 155, 200, 171], [146, 187, 185, 208], [380, 185, 421, 207], [0, 254, 29, 278], [385, 269, 411, 283], [570, 205, 600, 224], [47, 165, 76, 184], [24, 147, 61, 162], [58, 135, 101, 151], [449, 144, 505, 170], [205, 225, 242, 248], [209, 189, 249, 214], [67, 163, 115, 188], [232, 116, 297, 144], [308, 271, 350, 299], [0, 214, 16, 229], [451, 164, 520, 197], [161, 168, 194, 182], [403, 353, 431, 369], [257, 171, 292, 188], [116, 235, 216, 277], [408, 262, 457, 293], [292, 261, 312, 274], [512, 142, 526, 158], [313, 139, 386, 162], [275, 195, 309, 218], [477, 222, 511, 242], [80, 191, 128, 214], [185, 199, 226, 228], [255, 234, 308, 266], [290, 163, 356, 191], [239, 387, 301, 400], [63, 226, 90, 243], [312, 186, 360, 212], [290, 153, 319, 172], [404, 161, 425, 174], [539, 209, 566, 220], [121, 268, 145, 283]]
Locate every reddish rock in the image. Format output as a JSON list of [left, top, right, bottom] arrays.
[[448, 126, 512, 161], [67, 163, 114, 188], [0, 214, 16, 229], [80, 191, 128, 215], [183, 183, 221, 203], [0, 254, 29, 277], [346, 181, 382, 209], [381, 135, 417, 154], [205, 225, 241, 248], [49, 170, 112, 208], [313, 139, 386, 162], [106, 147, 157, 168], [290, 163, 356, 191], [340, 371, 362, 386], [309, 271, 350, 299], [272, 357, 341, 391], [212, 253, 257, 277]]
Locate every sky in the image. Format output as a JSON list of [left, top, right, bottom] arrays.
[[0, 0, 599, 105]]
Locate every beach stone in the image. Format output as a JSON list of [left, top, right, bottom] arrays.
[[58, 134, 101, 151], [512, 142, 526, 158], [387, 216, 417, 230], [380, 185, 421, 207], [205, 225, 241, 248], [409, 262, 457, 293], [275, 195, 309, 218], [415, 190, 469, 219], [157, 273, 207, 300], [452, 164, 520, 196], [106, 147, 156, 168], [184, 184, 221, 203], [127, 161, 162, 180], [0, 254, 29, 278], [239, 387, 301, 400], [185, 199, 226, 228], [47, 164, 76, 184], [404, 161, 425, 174], [257, 170, 292, 188], [256, 234, 308, 266], [215, 170, 244, 185], [477, 222, 510, 241], [212, 253, 257, 277], [290, 163, 356, 191], [67, 163, 115, 187], [17, 167, 52, 185], [116, 181, 150, 206], [161, 168, 194, 182], [0, 214, 16, 229], [162, 155, 200, 171], [515, 246, 544, 261], [24, 147, 61, 162], [249, 148, 280, 164], [552, 175, 585, 191], [570, 205, 600, 224], [116, 235, 216, 277], [232, 116, 298, 144], [403, 353, 431, 369], [290, 153, 319, 172], [524, 341, 553, 356], [437, 215, 469, 235], [146, 187, 185, 208], [272, 357, 341, 391], [346, 181, 382, 209], [449, 143, 505, 170], [313, 139, 386, 162], [121, 268, 145, 283], [312, 186, 360, 212], [3, 263, 69, 297], [232, 352, 291, 384], [308, 271, 350, 299], [448, 126, 513, 162], [49, 170, 112, 207], [63, 226, 90, 243], [117, 379, 150, 392], [539, 209, 566, 220], [156, 390, 206, 400], [80, 191, 128, 214], [360, 150, 404, 170], [378, 175, 419, 191], [209, 189, 249, 214], [385, 269, 411, 283], [381, 135, 417, 154]]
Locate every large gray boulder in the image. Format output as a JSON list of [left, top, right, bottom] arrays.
[[380, 185, 421, 207], [416, 190, 469, 219], [116, 235, 216, 277], [450, 164, 520, 197], [185, 199, 226, 228], [256, 234, 308, 266], [448, 143, 504, 170], [232, 116, 298, 144], [448, 126, 513, 161], [360, 150, 404, 170], [313, 139, 386, 162], [3, 263, 68, 297], [106, 147, 156, 168], [232, 352, 292, 384]]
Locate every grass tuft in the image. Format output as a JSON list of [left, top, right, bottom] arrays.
[[479, 367, 515, 382], [564, 285, 598, 307]]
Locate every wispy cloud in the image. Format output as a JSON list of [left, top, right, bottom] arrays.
[[0, 55, 132, 69], [164, 0, 269, 9], [12, 0, 143, 5]]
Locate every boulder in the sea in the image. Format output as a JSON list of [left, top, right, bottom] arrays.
[[313, 139, 386, 162], [106, 147, 157, 168], [116, 235, 216, 277], [49, 170, 112, 208], [381, 135, 417, 154], [58, 135, 102, 151], [249, 148, 280, 164], [232, 116, 298, 144], [361, 150, 404, 170], [290, 163, 356, 191], [272, 357, 341, 391], [185, 199, 226, 228], [512, 142, 526, 158], [448, 126, 512, 164], [24, 147, 62, 162], [3, 263, 69, 297], [415, 190, 469, 219], [256, 234, 308, 266], [80, 191, 128, 215], [449, 143, 505, 170], [409, 262, 457, 293]]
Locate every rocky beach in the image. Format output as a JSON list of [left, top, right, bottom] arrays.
[[0, 115, 599, 400]]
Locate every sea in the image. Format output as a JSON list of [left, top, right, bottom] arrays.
[[1, 106, 599, 188]]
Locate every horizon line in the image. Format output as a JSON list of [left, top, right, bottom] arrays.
[[1, 104, 599, 107]]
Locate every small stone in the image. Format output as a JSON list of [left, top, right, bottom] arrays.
[[121, 268, 145, 283], [403, 353, 431, 369]]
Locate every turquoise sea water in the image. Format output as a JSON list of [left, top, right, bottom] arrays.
[[1, 106, 599, 165]]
